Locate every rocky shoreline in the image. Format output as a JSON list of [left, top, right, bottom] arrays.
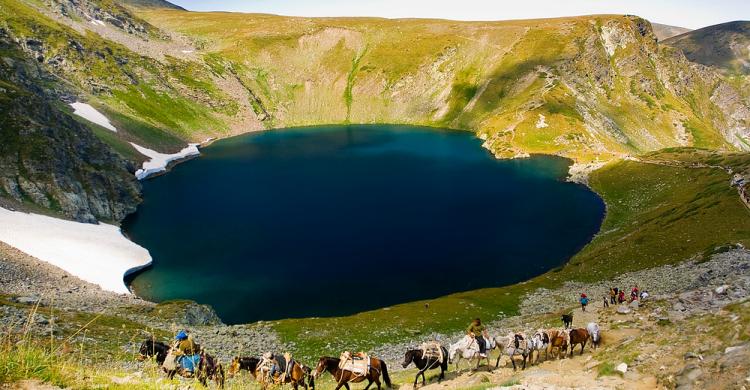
[[2, 236, 749, 374], [0, 241, 286, 363]]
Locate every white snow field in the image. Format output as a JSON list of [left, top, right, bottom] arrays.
[[130, 143, 201, 180], [0, 207, 151, 294], [70, 102, 118, 132]]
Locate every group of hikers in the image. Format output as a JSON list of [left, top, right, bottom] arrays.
[[578, 285, 649, 311]]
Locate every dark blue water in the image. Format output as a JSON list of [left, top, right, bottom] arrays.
[[123, 125, 604, 324]]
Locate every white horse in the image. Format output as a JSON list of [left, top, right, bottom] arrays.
[[493, 333, 529, 371], [528, 330, 550, 364], [448, 335, 495, 371], [587, 322, 601, 350]]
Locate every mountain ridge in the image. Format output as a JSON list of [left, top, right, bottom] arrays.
[[664, 20, 750, 76], [0, 0, 749, 223]]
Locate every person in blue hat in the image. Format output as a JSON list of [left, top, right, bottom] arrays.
[[173, 330, 201, 373]]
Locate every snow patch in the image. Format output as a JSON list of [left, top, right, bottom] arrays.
[[181, 50, 194, 54], [131, 143, 200, 180], [0, 207, 151, 294], [70, 102, 117, 132], [536, 113, 548, 129], [89, 19, 106, 27]]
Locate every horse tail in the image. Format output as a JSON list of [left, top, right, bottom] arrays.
[[380, 359, 392, 388]]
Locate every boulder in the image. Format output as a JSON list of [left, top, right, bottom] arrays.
[[714, 285, 729, 295], [615, 362, 628, 374], [629, 300, 640, 309], [617, 305, 631, 314]]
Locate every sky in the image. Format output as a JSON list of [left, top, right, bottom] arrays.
[[169, 0, 749, 30]]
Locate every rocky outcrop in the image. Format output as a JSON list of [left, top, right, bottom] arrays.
[[0, 30, 140, 223]]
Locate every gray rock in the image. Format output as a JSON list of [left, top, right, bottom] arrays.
[[617, 305, 631, 314], [676, 364, 703, 387]]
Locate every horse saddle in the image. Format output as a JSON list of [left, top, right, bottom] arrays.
[[338, 351, 370, 375], [420, 341, 444, 363]]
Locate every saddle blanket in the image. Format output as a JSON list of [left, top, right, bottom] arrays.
[[179, 354, 201, 372], [420, 341, 444, 363], [339, 352, 370, 375]]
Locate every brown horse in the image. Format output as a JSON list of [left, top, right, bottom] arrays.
[[547, 329, 568, 359], [568, 328, 589, 357], [314, 356, 391, 390], [227, 356, 259, 378]]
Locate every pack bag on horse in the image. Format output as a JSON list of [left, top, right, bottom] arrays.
[[494, 333, 529, 371], [254, 352, 314, 390], [162, 330, 225, 388], [448, 334, 496, 371], [402, 341, 449, 387], [313, 352, 391, 390], [528, 330, 551, 365]]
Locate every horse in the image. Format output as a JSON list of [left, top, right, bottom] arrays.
[[227, 356, 259, 378], [547, 329, 568, 359], [138, 338, 169, 365], [402, 346, 449, 387], [448, 335, 494, 371], [196, 351, 225, 389], [493, 333, 529, 371], [137, 338, 224, 388], [527, 331, 550, 365], [313, 356, 391, 390], [247, 354, 314, 390], [587, 323, 601, 350], [568, 328, 589, 357], [561, 313, 573, 329]]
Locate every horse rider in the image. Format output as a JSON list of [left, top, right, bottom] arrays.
[[467, 318, 489, 358], [173, 330, 201, 373], [264, 352, 288, 380]]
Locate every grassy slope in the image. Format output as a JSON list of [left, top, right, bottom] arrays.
[[270, 148, 750, 361], [1, 0, 239, 154], [137, 10, 745, 161]]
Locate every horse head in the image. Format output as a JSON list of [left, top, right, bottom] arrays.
[[513, 334, 524, 349], [137, 338, 167, 361], [402, 350, 416, 368], [227, 356, 241, 378], [313, 357, 334, 379]]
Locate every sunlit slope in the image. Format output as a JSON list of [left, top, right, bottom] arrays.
[[140, 11, 750, 161]]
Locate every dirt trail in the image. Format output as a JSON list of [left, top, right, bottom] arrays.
[[408, 303, 660, 389]]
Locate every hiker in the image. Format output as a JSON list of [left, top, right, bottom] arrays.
[[618, 290, 626, 304], [602, 294, 609, 308], [631, 285, 639, 302], [609, 288, 617, 304], [173, 330, 201, 373], [640, 290, 649, 300], [467, 318, 489, 358], [580, 293, 589, 311]]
